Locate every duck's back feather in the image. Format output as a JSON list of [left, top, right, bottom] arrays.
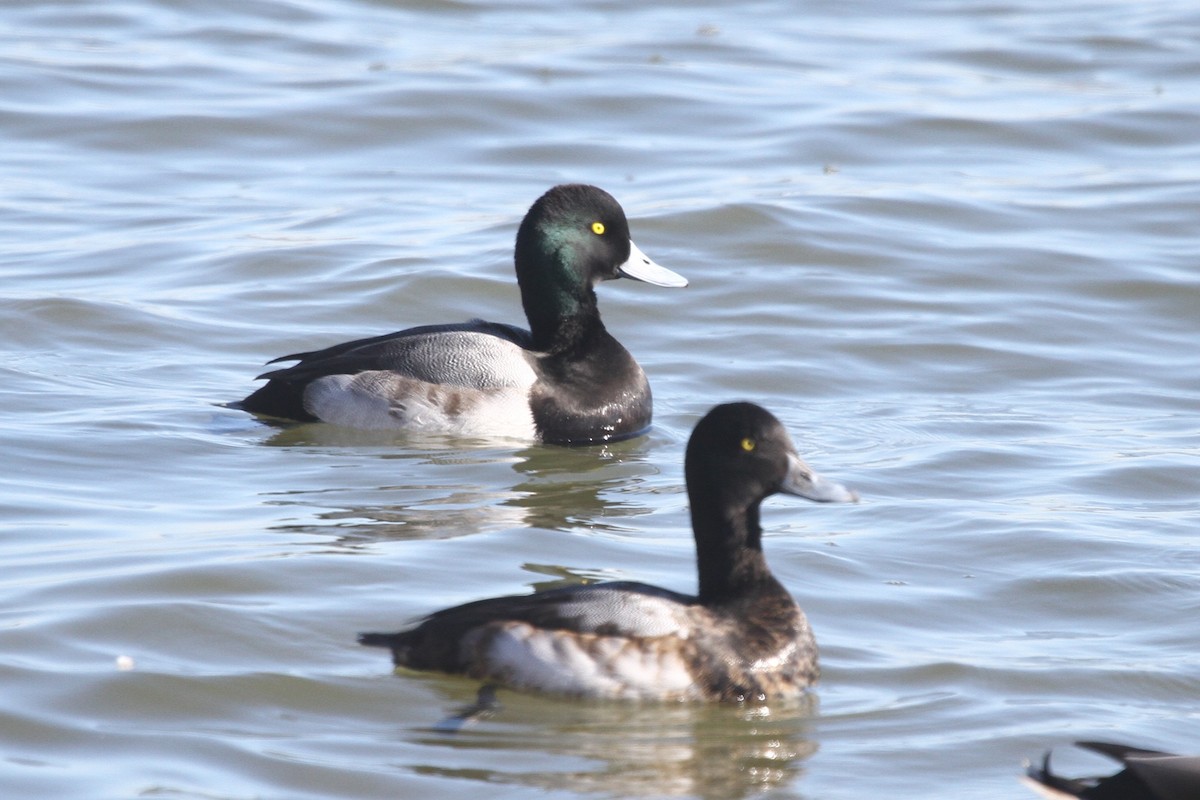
[[259, 320, 535, 388], [236, 320, 539, 424], [360, 581, 819, 701]]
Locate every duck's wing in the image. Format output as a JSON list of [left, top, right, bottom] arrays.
[[506, 582, 699, 637], [258, 319, 534, 388], [235, 320, 538, 423], [360, 582, 698, 671]]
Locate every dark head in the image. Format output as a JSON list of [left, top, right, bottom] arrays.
[[685, 403, 858, 600], [685, 402, 859, 512], [514, 184, 685, 349]]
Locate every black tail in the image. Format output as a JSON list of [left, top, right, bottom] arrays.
[[358, 632, 398, 648], [235, 379, 318, 422]]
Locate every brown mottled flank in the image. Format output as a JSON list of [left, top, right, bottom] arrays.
[[377, 375, 482, 422], [443, 390, 463, 418], [445, 602, 817, 701]]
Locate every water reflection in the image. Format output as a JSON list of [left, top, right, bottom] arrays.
[[410, 685, 818, 799], [505, 438, 668, 532], [259, 426, 671, 543]]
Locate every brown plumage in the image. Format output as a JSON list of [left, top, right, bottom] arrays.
[[359, 402, 858, 701]]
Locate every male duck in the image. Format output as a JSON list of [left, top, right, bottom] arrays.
[[233, 184, 687, 445], [359, 402, 858, 702]]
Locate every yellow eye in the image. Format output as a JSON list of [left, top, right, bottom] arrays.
[[591, 221, 605, 235], [740, 437, 756, 452]]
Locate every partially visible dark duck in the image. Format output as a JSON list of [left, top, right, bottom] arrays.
[[1024, 741, 1200, 800]]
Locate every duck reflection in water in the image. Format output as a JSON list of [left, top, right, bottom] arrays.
[[411, 684, 819, 800], [261, 433, 661, 544]]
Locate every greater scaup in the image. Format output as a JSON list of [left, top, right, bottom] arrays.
[[359, 402, 859, 702], [232, 184, 687, 445]]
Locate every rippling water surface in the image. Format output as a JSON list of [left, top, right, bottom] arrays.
[[3, 1, 1199, 798]]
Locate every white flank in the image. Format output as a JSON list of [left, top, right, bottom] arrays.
[[485, 622, 698, 700], [303, 372, 537, 439]]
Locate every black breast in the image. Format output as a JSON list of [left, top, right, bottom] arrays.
[[528, 333, 652, 445]]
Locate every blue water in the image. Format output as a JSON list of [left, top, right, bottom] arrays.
[[2, 1, 1199, 798]]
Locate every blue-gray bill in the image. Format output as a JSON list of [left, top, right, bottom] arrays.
[[618, 240, 688, 288], [781, 452, 859, 504]]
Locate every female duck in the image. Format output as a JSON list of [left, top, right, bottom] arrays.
[[359, 402, 858, 702], [233, 184, 687, 445]]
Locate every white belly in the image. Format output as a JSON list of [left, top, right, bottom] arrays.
[[479, 621, 700, 701], [303, 371, 538, 440]]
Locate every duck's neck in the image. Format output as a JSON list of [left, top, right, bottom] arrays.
[[692, 498, 780, 603], [522, 280, 604, 355]]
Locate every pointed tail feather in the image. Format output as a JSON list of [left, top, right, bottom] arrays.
[[358, 632, 399, 648]]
